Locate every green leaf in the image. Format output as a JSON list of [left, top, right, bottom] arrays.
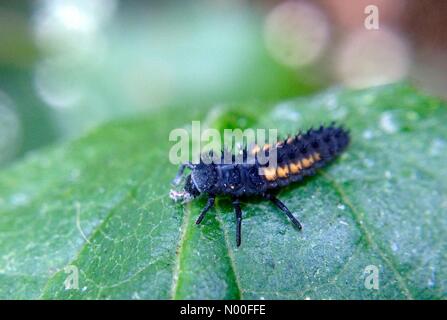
[[0, 84, 446, 299]]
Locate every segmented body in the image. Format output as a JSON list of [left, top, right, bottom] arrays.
[[194, 125, 350, 197]]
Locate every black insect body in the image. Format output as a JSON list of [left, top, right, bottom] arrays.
[[170, 125, 350, 246]]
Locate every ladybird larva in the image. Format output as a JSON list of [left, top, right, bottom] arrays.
[[170, 124, 350, 246]]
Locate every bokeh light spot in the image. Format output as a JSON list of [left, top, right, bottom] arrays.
[[33, 0, 117, 55], [33, 58, 83, 110], [335, 28, 410, 88], [264, 1, 330, 68]]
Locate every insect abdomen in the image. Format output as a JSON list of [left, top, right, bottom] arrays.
[[258, 125, 350, 187]]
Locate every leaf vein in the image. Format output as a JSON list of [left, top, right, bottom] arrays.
[[321, 172, 414, 299], [37, 180, 146, 299]]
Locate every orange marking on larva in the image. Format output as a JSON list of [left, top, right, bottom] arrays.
[[276, 141, 284, 148], [289, 162, 301, 174], [312, 152, 321, 161], [263, 167, 277, 181], [301, 157, 313, 168], [251, 145, 261, 155], [277, 166, 289, 178], [263, 144, 270, 151], [287, 137, 294, 144]]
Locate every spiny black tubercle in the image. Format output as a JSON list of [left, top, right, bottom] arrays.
[[172, 124, 350, 246]]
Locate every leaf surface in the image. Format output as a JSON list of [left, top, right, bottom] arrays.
[[0, 84, 446, 299]]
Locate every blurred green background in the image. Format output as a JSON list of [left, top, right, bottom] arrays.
[[1, 0, 446, 166]]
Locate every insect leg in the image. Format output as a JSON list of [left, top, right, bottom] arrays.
[[264, 193, 302, 230], [172, 162, 194, 185], [195, 196, 215, 225], [232, 198, 243, 247]]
